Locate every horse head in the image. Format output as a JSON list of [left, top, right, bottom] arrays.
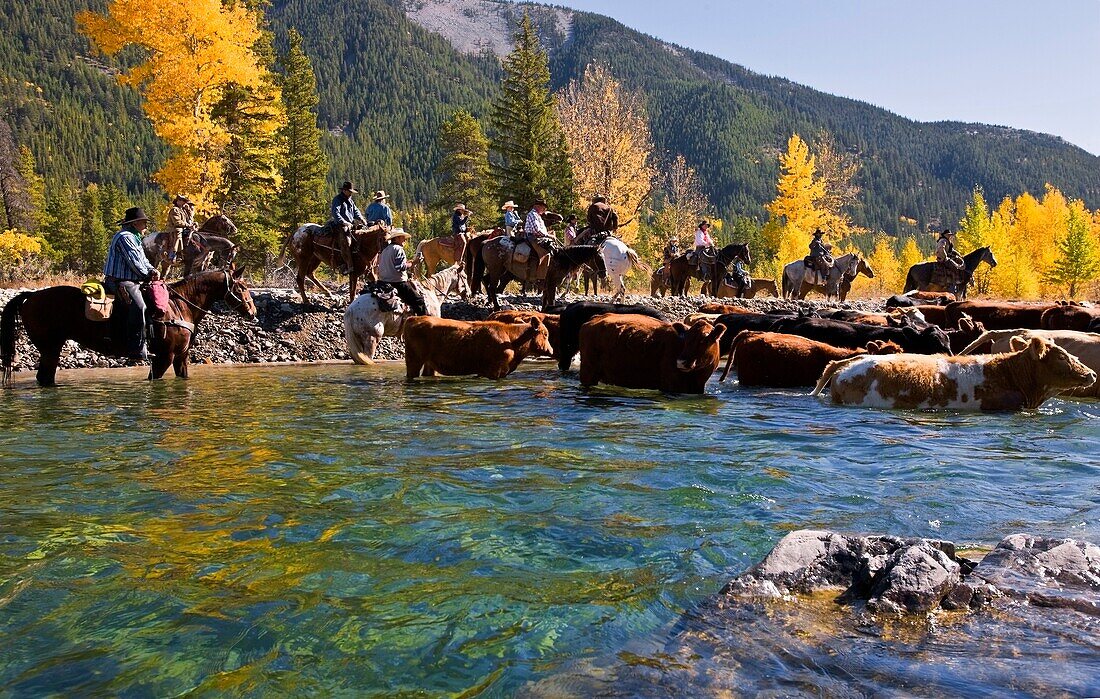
[[225, 265, 257, 320], [856, 256, 875, 279]]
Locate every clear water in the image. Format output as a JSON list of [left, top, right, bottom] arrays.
[[0, 363, 1097, 696]]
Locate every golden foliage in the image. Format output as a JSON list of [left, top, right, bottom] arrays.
[[556, 63, 656, 244], [78, 0, 268, 212], [0, 228, 42, 265]]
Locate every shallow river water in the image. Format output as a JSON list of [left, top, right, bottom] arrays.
[[0, 363, 1097, 696]]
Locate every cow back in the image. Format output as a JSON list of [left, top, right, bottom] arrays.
[[557, 302, 668, 371], [946, 301, 1054, 330]]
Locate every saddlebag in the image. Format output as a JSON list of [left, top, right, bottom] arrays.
[[512, 242, 531, 264], [81, 280, 114, 322]]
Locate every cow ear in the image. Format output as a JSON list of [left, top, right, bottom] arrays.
[[672, 322, 687, 334], [707, 323, 726, 343], [528, 318, 542, 329]]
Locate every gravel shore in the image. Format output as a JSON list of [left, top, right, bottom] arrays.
[[0, 286, 887, 375]]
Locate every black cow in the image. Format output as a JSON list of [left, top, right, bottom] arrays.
[[767, 316, 953, 354], [712, 313, 796, 354], [557, 302, 669, 371]]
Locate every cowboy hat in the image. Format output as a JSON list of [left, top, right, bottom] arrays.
[[173, 194, 191, 203], [117, 207, 150, 226], [340, 181, 359, 194], [386, 228, 411, 242], [530, 199, 548, 208], [501, 201, 516, 210], [453, 203, 471, 213], [812, 228, 825, 237], [698, 220, 711, 228], [373, 190, 389, 201], [592, 195, 608, 203]]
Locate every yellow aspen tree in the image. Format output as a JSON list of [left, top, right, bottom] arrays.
[[1046, 199, 1100, 298], [813, 131, 860, 237], [957, 187, 995, 295], [897, 236, 924, 290], [766, 134, 828, 267], [556, 63, 656, 244], [849, 234, 899, 297], [78, 0, 267, 212], [988, 197, 1024, 298]]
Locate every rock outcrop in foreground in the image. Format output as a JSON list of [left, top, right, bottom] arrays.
[[724, 529, 1099, 616]]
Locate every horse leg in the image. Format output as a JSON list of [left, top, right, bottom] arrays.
[[34, 342, 63, 387], [149, 349, 172, 379], [173, 350, 189, 378], [348, 270, 358, 304]]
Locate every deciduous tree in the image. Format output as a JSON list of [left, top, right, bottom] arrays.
[[1046, 201, 1100, 298], [766, 134, 828, 266]]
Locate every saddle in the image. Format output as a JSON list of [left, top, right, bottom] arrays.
[[930, 262, 963, 290], [359, 281, 406, 314], [434, 234, 464, 250], [511, 241, 532, 264]]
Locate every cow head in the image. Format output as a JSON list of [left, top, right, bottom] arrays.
[[1008, 336, 1096, 391], [903, 324, 953, 355], [674, 320, 727, 372], [865, 340, 904, 355], [520, 318, 555, 357]]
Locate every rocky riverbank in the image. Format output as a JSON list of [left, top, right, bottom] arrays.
[[0, 286, 888, 375]]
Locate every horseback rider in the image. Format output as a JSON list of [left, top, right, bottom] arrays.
[[377, 228, 428, 316], [501, 200, 521, 235], [103, 207, 160, 361], [525, 199, 559, 277], [366, 190, 393, 227], [586, 195, 618, 236], [936, 229, 965, 288], [693, 220, 716, 280], [564, 214, 579, 246], [661, 237, 680, 282], [807, 229, 834, 279], [447, 203, 472, 268], [164, 194, 196, 262], [329, 181, 367, 274], [726, 257, 752, 292]]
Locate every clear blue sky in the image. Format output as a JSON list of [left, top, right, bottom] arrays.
[[551, 0, 1100, 155]]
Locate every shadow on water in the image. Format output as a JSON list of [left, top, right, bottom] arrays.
[[0, 363, 1097, 696]]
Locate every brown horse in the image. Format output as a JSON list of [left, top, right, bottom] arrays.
[[668, 243, 751, 296], [287, 223, 386, 304], [413, 230, 496, 277], [717, 277, 779, 299], [143, 214, 239, 278], [1, 268, 256, 387], [463, 228, 506, 296]]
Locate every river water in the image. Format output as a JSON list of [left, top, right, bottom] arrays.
[[0, 363, 1097, 696]]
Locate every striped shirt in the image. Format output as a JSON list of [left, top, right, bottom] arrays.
[[103, 228, 154, 281], [524, 209, 547, 240]]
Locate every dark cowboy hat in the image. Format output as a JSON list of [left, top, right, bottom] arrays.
[[698, 220, 711, 228], [117, 207, 150, 226], [940, 228, 956, 238], [340, 181, 359, 194], [812, 228, 825, 237], [172, 194, 191, 204], [530, 199, 548, 208], [592, 195, 608, 203]]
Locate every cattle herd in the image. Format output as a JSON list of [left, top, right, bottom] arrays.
[[387, 291, 1100, 412]]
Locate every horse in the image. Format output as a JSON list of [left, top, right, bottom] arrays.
[[413, 229, 498, 277], [581, 236, 650, 302], [903, 246, 997, 300], [343, 268, 459, 364], [286, 223, 386, 304], [718, 277, 779, 299], [542, 246, 608, 309], [781, 252, 875, 301], [142, 214, 238, 278], [462, 229, 506, 297], [651, 266, 671, 297], [1, 267, 256, 387], [667, 243, 752, 296]]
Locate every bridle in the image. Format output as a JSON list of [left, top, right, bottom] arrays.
[[221, 270, 248, 313]]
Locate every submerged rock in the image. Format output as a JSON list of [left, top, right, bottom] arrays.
[[974, 534, 1100, 616]]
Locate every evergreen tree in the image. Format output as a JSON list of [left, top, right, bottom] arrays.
[[78, 184, 109, 272], [41, 181, 81, 270], [275, 28, 328, 233], [0, 119, 33, 231], [489, 13, 573, 212], [1046, 203, 1100, 298], [434, 110, 493, 226], [15, 146, 45, 231]]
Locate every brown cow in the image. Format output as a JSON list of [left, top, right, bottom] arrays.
[[813, 336, 1095, 410], [914, 304, 948, 327], [958, 328, 1100, 397], [945, 301, 1056, 330], [403, 316, 553, 380], [1040, 302, 1100, 331], [718, 330, 903, 386], [487, 309, 561, 358], [945, 315, 986, 353], [698, 303, 756, 315], [579, 314, 726, 394]]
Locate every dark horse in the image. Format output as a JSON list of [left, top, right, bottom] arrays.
[[2, 268, 256, 387], [143, 214, 239, 279], [541, 245, 608, 310], [287, 223, 387, 304], [903, 246, 997, 300], [668, 243, 751, 297]]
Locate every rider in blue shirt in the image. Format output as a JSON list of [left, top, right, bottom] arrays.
[[365, 190, 393, 227]]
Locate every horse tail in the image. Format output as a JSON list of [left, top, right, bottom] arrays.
[[781, 268, 792, 299], [626, 248, 651, 273], [343, 308, 375, 365], [1, 292, 33, 387]]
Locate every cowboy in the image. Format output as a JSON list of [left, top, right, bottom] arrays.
[[525, 199, 559, 276], [103, 207, 160, 360], [501, 200, 521, 234], [726, 257, 752, 293], [329, 181, 366, 274], [586, 195, 618, 234], [661, 237, 680, 283], [365, 190, 393, 227], [693, 220, 716, 280], [449, 203, 472, 266], [164, 194, 196, 262], [377, 228, 428, 315], [936, 228, 965, 289], [564, 214, 579, 246], [807, 229, 834, 278]]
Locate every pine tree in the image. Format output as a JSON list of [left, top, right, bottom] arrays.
[[1046, 202, 1100, 298], [489, 13, 573, 213], [0, 119, 34, 231], [78, 184, 109, 273], [434, 110, 493, 227], [41, 181, 81, 270], [275, 28, 328, 234], [15, 146, 45, 231]]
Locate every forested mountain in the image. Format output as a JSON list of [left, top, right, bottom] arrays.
[[3, 0, 1098, 235]]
